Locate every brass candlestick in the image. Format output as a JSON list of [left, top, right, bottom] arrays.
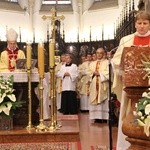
[[42, 7, 65, 132], [49, 64, 61, 131], [26, 43, 34, 131], [36, 77, 48, 132], [49, 67, 56, 131], [48, 41, 58, 131], [26, 68, 34, 130]]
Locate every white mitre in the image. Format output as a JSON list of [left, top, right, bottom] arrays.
[[6, 28, 18, 41]]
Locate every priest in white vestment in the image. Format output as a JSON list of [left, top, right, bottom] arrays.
[[112, 11, 150, 150], [78, 54, 92, 111], [88, 48, 109, 122]]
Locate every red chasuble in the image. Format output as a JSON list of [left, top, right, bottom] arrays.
[[133, 35, 150, 46]]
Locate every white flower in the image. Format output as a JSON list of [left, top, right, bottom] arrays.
[[7, 94, 16, 102], [0, 84, 7, 90], [0, 102, 12, 116], [136, 60, 150, 136], [141, 116, 145, 120], [142, 91, 150, 99], [0, 93, 6, 103], [143, 100, 148, 105], [142, 92, 148, 97], [136, 90, 150, 137], [137, 111, 142, 117], [0, 75, 18, 117], [144, 118, 150, 136], [145, 104, 150, 115], [137, 119, 145, 126]]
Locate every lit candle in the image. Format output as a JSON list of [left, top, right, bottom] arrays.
[[49, 40, 55, 68], [38, 42, 45, 78], [26, 43, 31, 69]]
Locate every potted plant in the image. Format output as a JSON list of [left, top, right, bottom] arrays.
[[0, 75, 23, 130]]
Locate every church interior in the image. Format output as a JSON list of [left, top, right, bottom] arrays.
[[0, 0, 150, 150]]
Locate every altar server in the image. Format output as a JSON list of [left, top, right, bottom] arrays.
[[0, 28, 25, 72], [57, 53, 78, 114]]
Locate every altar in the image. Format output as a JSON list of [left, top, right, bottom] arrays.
[[0, 71, 40, 127], [0, 72, 80, 144]]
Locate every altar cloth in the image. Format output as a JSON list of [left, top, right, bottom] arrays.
[[0, 71, 39, 82]]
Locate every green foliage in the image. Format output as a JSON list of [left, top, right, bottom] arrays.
[[0, 75, 24, 118]]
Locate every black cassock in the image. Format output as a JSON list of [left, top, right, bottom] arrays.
[[60, 91, 78, 114], [57, 63, 78, 115]]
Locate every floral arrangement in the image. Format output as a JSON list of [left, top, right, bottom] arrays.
[[134, 90, 150, 136], [0, 75, 23, 118], [134, 60, 150, 136]]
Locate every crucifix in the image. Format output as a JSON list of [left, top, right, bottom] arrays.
[[42, 7, 65, 131], [42, 7, 65, 47]]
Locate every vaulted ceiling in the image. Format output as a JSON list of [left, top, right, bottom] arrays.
[[40, 0, 119, 14], [0, 0, 119, 14]]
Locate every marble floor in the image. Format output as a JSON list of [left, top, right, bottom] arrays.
[[79, 112, 118, 150]]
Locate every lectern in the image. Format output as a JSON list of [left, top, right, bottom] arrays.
[[121, 47, 150, 150]]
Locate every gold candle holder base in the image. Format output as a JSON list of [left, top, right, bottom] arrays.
[[36, 121, 48, 132], [26, 123, 35, 131], [48, 126, 56, 132], [47, 120, 56, 131], [48, 121, 62, 132]]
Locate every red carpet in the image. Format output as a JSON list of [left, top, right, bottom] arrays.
[[0, 142, 81, 150]]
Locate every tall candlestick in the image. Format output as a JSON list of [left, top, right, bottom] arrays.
[[27, 43, 32, 69], [49, 40, 55, 68], [38, 42, 45, 78], [26, 42, 33, 130]]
